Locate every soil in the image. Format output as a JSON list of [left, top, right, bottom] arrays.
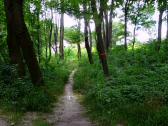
[[15, 70, 95, 126], [47, 70, 95, 126]]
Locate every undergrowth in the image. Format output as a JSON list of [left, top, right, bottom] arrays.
[[74, 40, 168, 126], [0, 49, 77, 123]]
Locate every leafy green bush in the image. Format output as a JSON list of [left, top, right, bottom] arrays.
[[0, 65, 52, 112], [0, 56, 71, 112], [74, 41, 168, 126]]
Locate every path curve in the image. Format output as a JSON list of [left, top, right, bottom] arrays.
[[48, 70, 95, 126]]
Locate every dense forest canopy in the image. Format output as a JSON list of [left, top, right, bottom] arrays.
[[0, 0, 168, 125]]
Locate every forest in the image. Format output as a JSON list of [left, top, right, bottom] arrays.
[[0, 0, 168, 126]]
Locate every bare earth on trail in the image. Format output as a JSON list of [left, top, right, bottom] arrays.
[[0, 70, 95, 126], [0, 118, 9, 126], [47, 70, 95, 126]]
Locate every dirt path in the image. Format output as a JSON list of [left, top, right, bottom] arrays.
[[0, 118, 9, 126], [47, 70, 95, 126], [1, 70, 94, 126]]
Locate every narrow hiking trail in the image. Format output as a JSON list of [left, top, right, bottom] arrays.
[[0, 70, 95, 126], [48, 70, 95, 126], [0, 118, 8, 126]]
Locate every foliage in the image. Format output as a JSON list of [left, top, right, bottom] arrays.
[[64, 26, 83, 44], [112, 22, 125, 44], [74, 40, 168, 126], [33, 118, 51, 126], [0, 55, 71, 112]]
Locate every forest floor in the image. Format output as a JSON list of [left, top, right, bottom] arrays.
[[0, 118, 8, 126], [0, 70, 94, 126], [50, 70, 95, 126]]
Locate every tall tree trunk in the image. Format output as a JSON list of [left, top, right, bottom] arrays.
[[157, 9, 164, 51], [102, 19, 106, 48], [5, 0, 43, 85], [77, 43, 81, 59], [124, 0, 129, 50], [59, 13, 64, 59], [44, 7, 48, 61], [132, 24, 136, 51], [88, 23, 93, 51], [132, 2, 140, 51], [104, 3, 109, 50], [91, 0, 109, 76], [54, 23, 58, 56], [48, 9, 53, 62], [109, 0, 114, 48], [37, 11, 41, 63], [166, 9, 168, 41], [4, 0, 25, 76], [83, 2, 93, 64]]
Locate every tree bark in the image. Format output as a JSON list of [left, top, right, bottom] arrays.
[[109, 0, 114, 48], [37, 11, 41, 63], [77, 43, 81, 59], [132, 2, 140, 51], [59, 13, 64, 59], [166, 10, 168, 41], [83, 2, 93, 64], [88, 23, 93, 51], [4, 0, 25, 76], [132, 24, 136, 51], [102, 19, 106, 48], [157, 9, 164, 51], [54, 23, 58, 56], [91, 0, 109, 76], [103, 1, 109, 50], [124, 0, 129, 50], [48, 9, 53, 62], [5, 0, 43, 85]]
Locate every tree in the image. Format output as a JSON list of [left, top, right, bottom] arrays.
[[166, 9, 168, 40], [4, 0, 43, 85], [108, 0, 114, 49], [59, 0, 65, 59], [83, 1, 93, 64], [124, 0, 131, 50], [157, 0, 167, 51], [91, 0, 109, 76], [129, 1, 155, 50], [64, 26, 82, 59], [112, 22, 125, 45]]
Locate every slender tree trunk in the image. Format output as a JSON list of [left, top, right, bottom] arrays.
[[5, 0, 43, 85], [157, 9, 164, 51], [104, 7, 109, 50], [44, 7, 48, 61], [109, 0, 114, 48], [166, 10, 168, 41], [48, 22, 52, 61], [124, 0, 129, 50], [77, 43, 81, 59], [88, 23, 93, 51], [4, 0, 25, 76], [132, 2, 140, 51], [54, 23, 58, 56], [48, 9, 53, 62], [37, 11, 41, 63], [83, 2, 93, 64], [132, 24, 136, 51], [91, 0, 109, 76], [102, 19, 106, 48], [59, 13, 64, 59]]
